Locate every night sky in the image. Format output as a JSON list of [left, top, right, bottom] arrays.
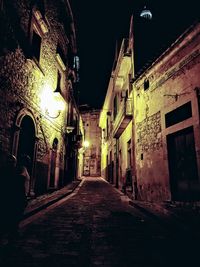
[[70, 0, 199, 109]]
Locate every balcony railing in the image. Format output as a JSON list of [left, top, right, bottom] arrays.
[[113, 98, 133, 138]]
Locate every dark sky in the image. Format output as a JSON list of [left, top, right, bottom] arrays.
[[70, 0, 199, 109]]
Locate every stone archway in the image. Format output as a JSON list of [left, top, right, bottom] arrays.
[[12, 108, 38, 196], [17, 116, 35, 166]]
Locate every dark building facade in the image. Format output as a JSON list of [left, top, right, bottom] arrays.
[[0, 0, 82, 197]]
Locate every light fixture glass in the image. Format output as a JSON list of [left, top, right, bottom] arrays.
[[140, 6, 152, 20], [83, 140, 89, 148], [40, 83, 65, 118]]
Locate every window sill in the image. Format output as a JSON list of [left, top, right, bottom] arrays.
[[27, 57, 45, 76], [56, 54, 66, 71]]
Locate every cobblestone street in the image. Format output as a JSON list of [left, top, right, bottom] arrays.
[[0, 177, 200, 267]]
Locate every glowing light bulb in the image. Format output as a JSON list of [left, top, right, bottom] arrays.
[[83, 140, 90, 148], [140, 6, 152, 20]]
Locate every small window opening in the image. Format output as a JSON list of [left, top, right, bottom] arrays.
[[144, 79, 149, 91], [32, 30, 41, 61]]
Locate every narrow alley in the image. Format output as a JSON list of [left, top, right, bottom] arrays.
[[0, 177, 200, 267], [0, 2, 199, 267]]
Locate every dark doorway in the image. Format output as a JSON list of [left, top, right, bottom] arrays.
[[49, 138, 58, 188], [17, 115, 35, 179], [108, 151, 113, 184], [167, 126, 199, 201], [106, 154, 109, 181], [64, 133, 76, 183], [119, 149, 122, 186], [114, 152, 119, 189]]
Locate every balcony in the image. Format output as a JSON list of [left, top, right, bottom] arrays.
[[113, 98, 133, 138], [114, 38, 132, 92]]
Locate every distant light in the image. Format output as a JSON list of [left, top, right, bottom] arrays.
[[83, 140, 89, 148], [140, 6, 152, 20], [73, 56, 80, 70]]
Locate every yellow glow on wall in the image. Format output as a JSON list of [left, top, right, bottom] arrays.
[[83, 140, 90, 148], [40, 83, 66, 118], [54, 92, 65, 111], [41, 84, 52, 111]]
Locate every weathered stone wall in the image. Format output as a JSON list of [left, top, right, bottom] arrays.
[[0, 0, 76, 195], [136, 111, 162, 154], [134, 22, 200, 201]]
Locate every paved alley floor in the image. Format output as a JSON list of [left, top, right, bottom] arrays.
[[0, 177, 200, 267]]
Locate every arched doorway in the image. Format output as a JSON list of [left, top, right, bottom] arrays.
[[12, 109, 38, 197], [17, 115, 36, 195], [17, 116, 35, 161], [64, 132, 77, 184]]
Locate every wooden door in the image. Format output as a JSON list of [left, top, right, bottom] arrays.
[[167, 127, 199, 200]]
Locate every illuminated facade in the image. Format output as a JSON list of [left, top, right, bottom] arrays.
[[81, 110, 101, 177], [0, 0, 82, 196], [99, 37, 134, 192], [100, 20, 200, 201]]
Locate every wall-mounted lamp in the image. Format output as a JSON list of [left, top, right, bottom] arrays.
[[65, 126, 75, 134], [164, 92, 191, 101], [45, 109, 61, 119], [40, 83, 65, 119], [140, 6, 152, 20]]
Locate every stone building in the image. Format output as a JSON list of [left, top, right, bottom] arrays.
[[99, 37, 133, 191], [81, 109, 101, 177], [99, 19, 200, 202], [133, 21, 200, 201], [0, 0, 83, 197]]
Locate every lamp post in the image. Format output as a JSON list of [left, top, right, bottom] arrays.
[[128, 5, 153, 199]]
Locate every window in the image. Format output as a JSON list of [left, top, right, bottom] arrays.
[[165, 101, 192, 128], [114, 95, 118, 119], [55, 70, 62, 92], [30, 7, 48, 62], [30, 8, 48, 62], [144, 78, 149, 91], [127, 139, 132, 168], [128, 73, 133, 94], [121, 90, 127, 100], [32, 29, 41, 61]]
